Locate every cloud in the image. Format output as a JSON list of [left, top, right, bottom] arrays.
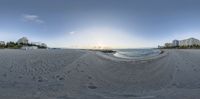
[[69, 31, 76, 35], [22, 14, 44, 24]]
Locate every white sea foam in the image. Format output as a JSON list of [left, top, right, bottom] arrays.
[[114, 49, 161, 59]]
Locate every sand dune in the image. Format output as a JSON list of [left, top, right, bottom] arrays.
[[0, 49, 200, 99]]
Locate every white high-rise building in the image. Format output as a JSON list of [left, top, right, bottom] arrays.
[[172, 40, 179, 47], [17, 37, 29, 44], [179, 38, 200, 46]]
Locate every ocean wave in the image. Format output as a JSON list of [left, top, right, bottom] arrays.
[[114, 49, 161, 59]]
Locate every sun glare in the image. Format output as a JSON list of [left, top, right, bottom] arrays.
[[77, 27, 134, 49], [65, 27, 144, 49]]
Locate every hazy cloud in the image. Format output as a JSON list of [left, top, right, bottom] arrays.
[[22, 14, 44, 24], [69, 31, 76, 35]]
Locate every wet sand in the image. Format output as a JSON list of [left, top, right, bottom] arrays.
[[0, 49, 200, 99]]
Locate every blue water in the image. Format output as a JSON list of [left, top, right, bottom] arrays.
[[114, 49, 161, 59]]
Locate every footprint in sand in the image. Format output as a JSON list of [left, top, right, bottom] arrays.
[[87, 82, 97, 89], [88, 76, 92, 79], [18, 76, 23, 79], [194, 68, 199, 72], [67, 71, 71, 74], [55, 75, 60, 78], [55, 75, 65, 81], [2, 73, 7, 77], [38, 78, 43, 82], [88, 85, 97, 89], [37, 76, 47, 82], [59, 77, 65, 81]]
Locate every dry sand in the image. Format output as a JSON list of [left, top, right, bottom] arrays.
[[0, 49, 200, 99]]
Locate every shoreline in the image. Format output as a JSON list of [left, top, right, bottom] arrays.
[[93, 49, 168, 63]]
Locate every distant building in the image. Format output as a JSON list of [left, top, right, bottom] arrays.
[[21, 46, 38, 50], [31, 42, 47, 48], [172, 40, 179, 47], [17, 37, 29, 44], [41, 43, 47, 48], [165, 43, 173, 48], [0, 41, 5, 45], [158, 45, 164, 48], [179, 38, 200, 46], [31, 42, 42, 46]]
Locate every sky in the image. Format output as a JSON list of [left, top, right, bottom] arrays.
[[1, 0, 200, 48]]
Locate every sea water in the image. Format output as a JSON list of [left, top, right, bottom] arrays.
[[114, 49, 161, 59]]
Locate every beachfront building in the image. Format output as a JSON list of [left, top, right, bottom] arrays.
[[31, 42, 47, 48], [0, 41, 5, 45], [17, 37, 29, 45], [0, 41, 5, 48], [31, 42, 42, 46], [21, 46, 38, 50], [179, 38, 200, 46], [162, 37, 200, 48], [172, 40, 179, 47], [165, 43, 173, 48], [158, 45, 164, 48], [41, 43, 47, 48]]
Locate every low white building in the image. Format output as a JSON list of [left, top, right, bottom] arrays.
[[31, 42, 47, 48], [21, 46, 38, 50], [41, 43, 47, 48], [31, 42, 42, 46]]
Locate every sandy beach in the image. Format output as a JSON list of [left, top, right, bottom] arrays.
[[0, 49, 200, 99]]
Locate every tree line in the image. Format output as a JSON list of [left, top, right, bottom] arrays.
[[163, 45, 200, 49], [0, 42, 22, 49], [0, 42, 47, 49]]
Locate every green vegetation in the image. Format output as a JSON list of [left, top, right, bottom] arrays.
[[0, 44, 5, 49], [0, 42, 48, 49], [0, 42, 22, 49], [163, 45, 200, 49], [6, 42, 22, 49], [0, 37, 47, 49]]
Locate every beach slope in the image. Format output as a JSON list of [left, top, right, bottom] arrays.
[[0, 49, 200, 99]]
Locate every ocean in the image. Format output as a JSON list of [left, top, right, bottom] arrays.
[[114, 49, 161, 59]]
